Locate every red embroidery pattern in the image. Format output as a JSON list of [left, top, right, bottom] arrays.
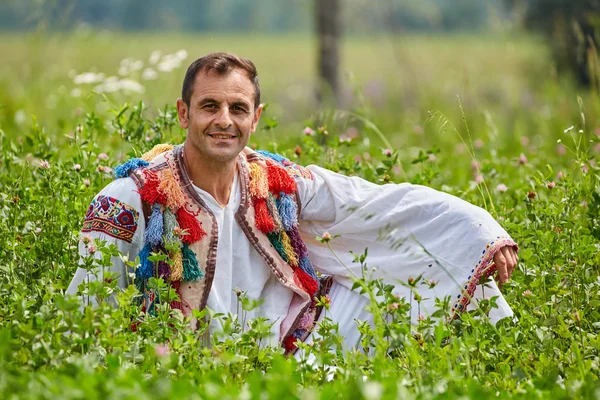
[[451, 235, 517, 315], [82, 195, 139, 242]]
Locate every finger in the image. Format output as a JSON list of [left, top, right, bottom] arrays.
[[510, 247, 518, 268], [494, 251, 509, 286], [501, 247, 515, 279]]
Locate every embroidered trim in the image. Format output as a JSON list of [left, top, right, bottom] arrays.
[[451, 235, 518, 315], [82, 195, 139, 243]]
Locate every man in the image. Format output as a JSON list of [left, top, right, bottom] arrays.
[[67, 52, 518, 354]]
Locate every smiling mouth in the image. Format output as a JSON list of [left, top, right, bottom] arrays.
[[208, 133, 237, 139]]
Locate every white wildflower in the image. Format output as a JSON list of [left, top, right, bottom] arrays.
[[142, 68, 158, 80], [74, 72, 105, 85], [14, 109, 26, 125], [70, 88, 82, 97], [149, 51, 162, 65], [119, 79, 145, 94], [175, 49, 188, 61]]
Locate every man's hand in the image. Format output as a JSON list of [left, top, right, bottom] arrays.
[[493, 245, 518, 288]]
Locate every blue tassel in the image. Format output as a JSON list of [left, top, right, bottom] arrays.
[[299, 255, 318, 280], [137, 242, 153, 279], [144, 204, 164, 246], [113, 158, 149, 179], [293, 329, 307, 339], [182, 244, 203, 282], [276, 193, 298, 231], [257, 150, 288, 164]]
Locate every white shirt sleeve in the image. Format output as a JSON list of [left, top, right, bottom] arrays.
[[66, 177, 145, 307], [295, 165, 516, 323]]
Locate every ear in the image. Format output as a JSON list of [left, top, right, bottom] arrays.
[[176, 98, 189, 129], [250, 104, 264, 135]]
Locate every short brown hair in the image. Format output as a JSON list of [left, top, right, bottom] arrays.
[[181, 52, 261, 109]]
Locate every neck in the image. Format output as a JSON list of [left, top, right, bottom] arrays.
[[182, 143, 238, 207]]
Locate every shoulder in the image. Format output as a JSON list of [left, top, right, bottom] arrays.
[[82, 178, 142, 243], [255, 150, 314, 181]]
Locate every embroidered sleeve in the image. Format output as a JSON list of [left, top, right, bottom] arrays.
[[82, 195, 139, 243]]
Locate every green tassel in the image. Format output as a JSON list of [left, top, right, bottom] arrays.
[[182, 244, 203, 282], [267, 231, 288, 262]]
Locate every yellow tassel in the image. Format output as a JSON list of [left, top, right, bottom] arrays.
[[170, 250, 183, 281], [249, 163, 269, 199], [281, 231, 298, 267], [142, 143, 174, 162], [158, 169, 187, 210]]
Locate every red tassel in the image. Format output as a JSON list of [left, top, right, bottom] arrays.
[[176, 207, 206, 244], [294, 268, 318, 296], [253, 198, 276, 233], [266, 159, 296, 195], [139, 170, 167, 205], [283, 335, 297, 352]]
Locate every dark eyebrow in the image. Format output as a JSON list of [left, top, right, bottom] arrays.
[[231, 100, 250, 109], [197, 97, 219, 106]]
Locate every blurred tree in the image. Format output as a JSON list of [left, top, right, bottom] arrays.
[[316, 0, 341, 106], [507, 0, 600, 86]]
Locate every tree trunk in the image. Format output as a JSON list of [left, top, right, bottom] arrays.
[[316, 0, 341, 105]]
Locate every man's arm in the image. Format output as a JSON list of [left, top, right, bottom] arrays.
[[66, 177, 145, 306], [293, 164, 518, 323]]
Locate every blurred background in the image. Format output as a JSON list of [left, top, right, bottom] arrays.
[[0, 0, 597, 151]]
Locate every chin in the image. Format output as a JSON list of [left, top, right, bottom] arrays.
[[207, 147, 244, 163]]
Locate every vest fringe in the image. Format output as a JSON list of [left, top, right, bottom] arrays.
[[267, 231, 288, 262], [299, 255, 318, 280], [249, 163, 269, 199], [176, 207, 206, 244], [253, 198, 276, 233], [170, 249, 183, 281], [158, 169, 187, 210], [162, 208, 180, 245], [294, 268, 318, 295], [281, 231, 298, 267], [137, 242, 153, 279], [277, 194, 298, 231], [267, 194, 283, 231], [139, 170, 167, 204], [114, 158, 149, 179], [182, 244, 203, 282], [266, 159, 296, 194], [157, 260, 171, 279], [142, 143, 174, 162], [144, 204, 164, 246]]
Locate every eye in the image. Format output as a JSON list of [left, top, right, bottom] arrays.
[[232, 105, 248, 113], [203, 104, 217, 110]]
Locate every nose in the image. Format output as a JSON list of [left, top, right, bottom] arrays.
[[214, 106, 233, 130]]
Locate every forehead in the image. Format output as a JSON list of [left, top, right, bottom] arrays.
[[191, 69, 255, 103]]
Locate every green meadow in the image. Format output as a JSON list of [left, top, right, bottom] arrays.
[[0, 32, 598, 399]]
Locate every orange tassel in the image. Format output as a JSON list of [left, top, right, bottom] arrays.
[[253, 198, 275, 233], [176, 207, 206, 244], [266, 159, 296, 195], [158, 169, 187, 210], [249, 163, 269, 199]]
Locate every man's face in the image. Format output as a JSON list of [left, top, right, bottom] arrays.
[[177, 69, 262, 164]]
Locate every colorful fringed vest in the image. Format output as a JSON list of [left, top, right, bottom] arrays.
[[114, 144, 329, 354]]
